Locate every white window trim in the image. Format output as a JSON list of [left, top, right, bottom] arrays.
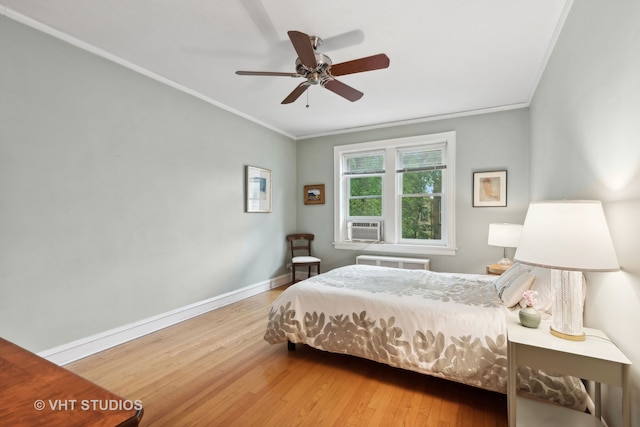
[[333, 132, 456, 256]]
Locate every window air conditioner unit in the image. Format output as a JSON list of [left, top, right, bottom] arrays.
[[347, 221, 382, 242]]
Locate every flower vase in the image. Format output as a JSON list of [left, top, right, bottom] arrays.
[[519, 306, 541, 328]]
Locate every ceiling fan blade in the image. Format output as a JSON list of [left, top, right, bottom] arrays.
[[236, 71, 301, 77], [288, 31, 317, 69], [239, 0, 280, 45], [323, 79, 364, 102], [282, 82, 310, 104], [330, 54, 390, 77], [321, 29, 365, 51]]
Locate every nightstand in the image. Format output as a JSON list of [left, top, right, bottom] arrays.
[[507, 317, 631, 427], [486, 263, 511, 275]]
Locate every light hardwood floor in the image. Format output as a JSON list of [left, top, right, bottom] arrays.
[[67, 285, 508, 426]]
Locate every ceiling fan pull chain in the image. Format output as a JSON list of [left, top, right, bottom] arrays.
[[306, 89, 310, 108]]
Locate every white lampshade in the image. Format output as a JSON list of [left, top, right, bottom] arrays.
[[514, 200, 619, 341], [488, 223, 522, 266], [488, 223, 523, 248], [514, 200, 619, 272]]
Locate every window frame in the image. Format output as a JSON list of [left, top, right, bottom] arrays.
[[333, 132, 456, 256], [343, 149, 385, 221], [396, 145, 445, 245]]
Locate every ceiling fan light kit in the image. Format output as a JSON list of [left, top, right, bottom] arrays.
[[236, 30, 389, 104]]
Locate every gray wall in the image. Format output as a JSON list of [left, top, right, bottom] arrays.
[[297, 109, 531, 274], [530, 1, 640, 425], [0, 17, 296, 352]]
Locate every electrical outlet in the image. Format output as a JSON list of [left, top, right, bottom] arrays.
[[286, 263, 292, 270]]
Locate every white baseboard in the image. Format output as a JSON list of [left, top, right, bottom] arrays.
[[38, 274, 291, 366]]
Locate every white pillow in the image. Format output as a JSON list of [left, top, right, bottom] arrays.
[[494, 263, 527, 295], [495, 264, 535, 307]]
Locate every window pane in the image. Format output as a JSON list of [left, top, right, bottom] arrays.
[[349, 198, 382, 217], [349, 176, 382, 216], [345, 152, 385, 174], [350, 176, 382, 197], [402, 170, 442, 194], [399, 149, 443, 170], [401, 196, 442, 239]]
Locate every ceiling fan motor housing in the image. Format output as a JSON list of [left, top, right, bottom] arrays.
[[295, 53, 332, 84]]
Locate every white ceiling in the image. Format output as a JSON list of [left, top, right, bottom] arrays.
[[1, 0, 572, 140]]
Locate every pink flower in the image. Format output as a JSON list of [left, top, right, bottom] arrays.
[[522, 290, 538, 307]]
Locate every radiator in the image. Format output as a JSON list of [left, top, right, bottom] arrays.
[[356, 255, 430, 270], [347, 221, 382, 242]]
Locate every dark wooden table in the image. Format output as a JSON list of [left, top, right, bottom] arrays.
[[0, 337, 143, 426]]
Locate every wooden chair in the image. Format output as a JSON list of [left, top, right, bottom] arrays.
[[287, 233, 321, 284]]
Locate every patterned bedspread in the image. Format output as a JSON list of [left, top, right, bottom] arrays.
[[264, 264, 587, 410]]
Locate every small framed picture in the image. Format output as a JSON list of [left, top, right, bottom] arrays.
[[304, 184, 325, 205], [245, 165, 272, 213], [473, 170, 507, 207]]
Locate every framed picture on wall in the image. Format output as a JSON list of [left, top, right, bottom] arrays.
[[245, 165, 272, 212], [473, 170, 507, 207], [304, 184, 325, 205]]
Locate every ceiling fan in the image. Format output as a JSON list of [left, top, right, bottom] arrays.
[[235, 31, 390, 104]]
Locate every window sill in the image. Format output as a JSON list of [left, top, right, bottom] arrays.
[[333, 241, 456, 256]]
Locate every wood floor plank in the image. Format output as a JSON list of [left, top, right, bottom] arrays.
[[67, 285, 508, 426]]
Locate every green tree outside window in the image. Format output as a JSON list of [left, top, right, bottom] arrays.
[[401, 170, 442, 239], [349, 176, 382, 216]]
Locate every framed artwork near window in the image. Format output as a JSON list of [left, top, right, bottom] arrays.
[[473, 170, 507, 207], [304, 184, 325, 205], [245, 165, 272, 212]]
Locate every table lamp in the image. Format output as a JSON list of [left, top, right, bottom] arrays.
[[514, 200, 619, 341], [488, 223, 523, 266]]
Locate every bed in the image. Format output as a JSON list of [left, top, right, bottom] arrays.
[[264, 263, 587, 410]]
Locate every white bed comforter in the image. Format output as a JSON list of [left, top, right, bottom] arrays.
[[265, 264, 587, 410]]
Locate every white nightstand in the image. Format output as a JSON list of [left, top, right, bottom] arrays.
[[507, 317, 631, 427], [486, 263, 511, 275]]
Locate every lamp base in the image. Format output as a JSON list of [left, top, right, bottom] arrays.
[[496, 258, 514, 266], [550, 326, 586, 341], [550, 270, 585, 341]]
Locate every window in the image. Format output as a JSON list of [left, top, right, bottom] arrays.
[[333, 132, 456, 255], [345, 151, 384, 218], [398, 147, 444, 242]]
